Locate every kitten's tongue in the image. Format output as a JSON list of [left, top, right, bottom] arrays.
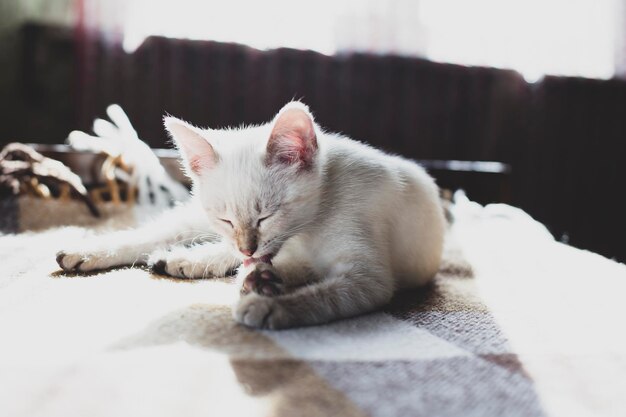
[[243, 254, 273, 267]]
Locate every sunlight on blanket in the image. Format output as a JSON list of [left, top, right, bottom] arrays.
[[450, 197, 626, 417], [0, 229, 238, 366]]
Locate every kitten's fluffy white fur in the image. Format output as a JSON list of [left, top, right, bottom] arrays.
[[57, 101, 445, 329]]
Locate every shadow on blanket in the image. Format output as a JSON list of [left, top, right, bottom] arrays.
[[111, 304, 365, 417]]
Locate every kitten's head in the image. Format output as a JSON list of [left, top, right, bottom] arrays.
[[164, 101, 322, 260]]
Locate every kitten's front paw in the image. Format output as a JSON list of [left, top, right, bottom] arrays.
[[148, 252, 217, 279], [150, 256, 212, 279], [56, 250, 118, 272], [234, 294, 292, 329], [241, 263, 284, 296]]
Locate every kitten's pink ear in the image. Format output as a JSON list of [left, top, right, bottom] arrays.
[[164, 116, 218, 176], [266, 104, 318, 169]]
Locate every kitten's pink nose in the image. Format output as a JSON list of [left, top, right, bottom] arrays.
[[240, 248, 255, 257]]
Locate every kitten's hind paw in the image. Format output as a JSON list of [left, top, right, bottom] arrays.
[[56, 250, 121, 272], [56, 251, 82, 271], [234, 294, 291, 329], [241, 263, 284, 296]]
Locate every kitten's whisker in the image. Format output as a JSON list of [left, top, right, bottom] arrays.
[[170, 231, 221, 247]]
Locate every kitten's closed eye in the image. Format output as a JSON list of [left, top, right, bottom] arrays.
[[219, 218, 234, 228], [257, 214, 272, 227]]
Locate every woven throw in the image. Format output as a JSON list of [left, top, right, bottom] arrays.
[[0, 200, 625, 417]]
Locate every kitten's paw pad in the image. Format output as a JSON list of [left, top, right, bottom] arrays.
[[151, 259, 167, 275], [241, 264, 283, 296], [234, 294, 290, 329], [56, 250, 112, 272]]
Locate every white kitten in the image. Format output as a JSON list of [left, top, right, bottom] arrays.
[[57, 101, 445, 329]]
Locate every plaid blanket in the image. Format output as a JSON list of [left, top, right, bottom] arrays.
[[1, 198, 625, 417]]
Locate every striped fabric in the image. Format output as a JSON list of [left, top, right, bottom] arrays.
[[0, 199, 625, 417]]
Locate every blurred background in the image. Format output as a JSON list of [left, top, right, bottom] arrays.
[[1, 0, 626, 260]]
